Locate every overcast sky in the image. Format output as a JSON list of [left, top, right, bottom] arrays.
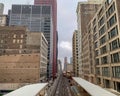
[[1, 0, 86, 63]]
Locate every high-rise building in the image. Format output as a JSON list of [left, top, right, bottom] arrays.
[[0, 26, 48, 83], [57, 59, 62, 73], [64, 57, 68, 71], [34, 0, 58, 78], [0, 3, 4, 15], [9, 2, 58, 78], [76, 0, 120, 93], [72, 30, 79, 76], [0, 15, 7, 26], [87, 0, 120, 92], [70, 57, 73, 64], [0, 26, 48, 90], [76, 0, 102, 80]]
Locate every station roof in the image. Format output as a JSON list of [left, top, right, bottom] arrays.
[[4, 83, 48, 96], [73, 77, 117, 96]]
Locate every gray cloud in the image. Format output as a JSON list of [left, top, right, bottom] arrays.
[[57, 0, 87, 62]]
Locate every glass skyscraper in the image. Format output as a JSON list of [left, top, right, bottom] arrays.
[[34, 0, 58, 79]]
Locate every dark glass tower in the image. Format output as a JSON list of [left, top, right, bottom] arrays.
[[34, 0, 57, 79]]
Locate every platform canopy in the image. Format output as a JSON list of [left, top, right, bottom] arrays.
[[4, 83, 48, 96], [73, 77, 117, 96]]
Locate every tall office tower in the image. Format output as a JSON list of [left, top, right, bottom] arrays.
[[76, 1, 102, 81], [70, 57, 73, 64], [72, 30, 79, 76], [64, 57, 68, 71], [9, 3, 57, 78], [0, 3, 4, 15], [34, 0, 57, 78], [87, 0, 120, 93]]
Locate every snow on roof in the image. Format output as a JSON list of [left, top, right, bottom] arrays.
[[73, 77, 117, 96], [4, 83, 48, 96]]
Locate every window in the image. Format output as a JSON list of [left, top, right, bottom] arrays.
[[1, 40, 3, 43], [101, 56, 108, 64], [106, 3, 115, 18], [96, 68, 100, 75], [20, 40, 23, 43], [102, 67, 110, 77], [13, 39, 16, 43], [95, 42, 98, 48], [93, 18, 96, 25], [99, 25, 106, 36], [107, 0, 112, 4], [93, 26, 96, 33], [111, 52, 120, 63], [17, 39, 20, 43], [20, 45, 22, 49], [95, 59, 99, 65], [98, 17, 104, 27], [94, 33, 97, 41], [19, 50, 22, 54], [107, 14, 117, 28], [100, 35, 106, 45], [22, 5, 31, 14], [112, 66, 120, 78], [42, 6, 51, 14], [95, 50, 99, 56], [108, 26, 118, 39], [100, 45, 107, 54], [109, 39, 120, 50], [13, 34, 16, 38], [21, 34, 23, 38], [98, 7, 104, 18]]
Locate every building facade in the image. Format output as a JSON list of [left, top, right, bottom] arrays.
[[0, 26, 48, 85], [0, 53, 40, 84], [26, 32, 48, 81], [87, 0, 120, 92], [34, 0, 58, 78], [67, 64, 73, 73], [72, 30, 79, 76], [76, 0, 102, 79], [0, 26, 27, 55], [9, 2, 57, 78], [0, 15, 8, 26], [64, 57, 68, 71], [0, 3, 4, 15]]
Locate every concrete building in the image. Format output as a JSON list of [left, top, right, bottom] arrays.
[[0, 15, 8, 26], [57, 60, 62, 73], [26, 32, 48, 81], [9, 3, 58, 78], [76, 0, 102, 78], [0, 26, 48, 90], [76, 0, 120, 93], [0, 26, 27, 55], [70, 57, 73, 64], [72, 30, 79, 76], [64, 57, 68, 71], [0, 3, 4, 15], [87, 0, 120, 92], [66, 64, 73, 72]]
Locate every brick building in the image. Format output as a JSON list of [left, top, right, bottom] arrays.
[[0, 26, 48, 90]]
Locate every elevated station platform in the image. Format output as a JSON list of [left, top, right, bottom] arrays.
[[4, 83, 48, 96], [73, 77, 117, 96]]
